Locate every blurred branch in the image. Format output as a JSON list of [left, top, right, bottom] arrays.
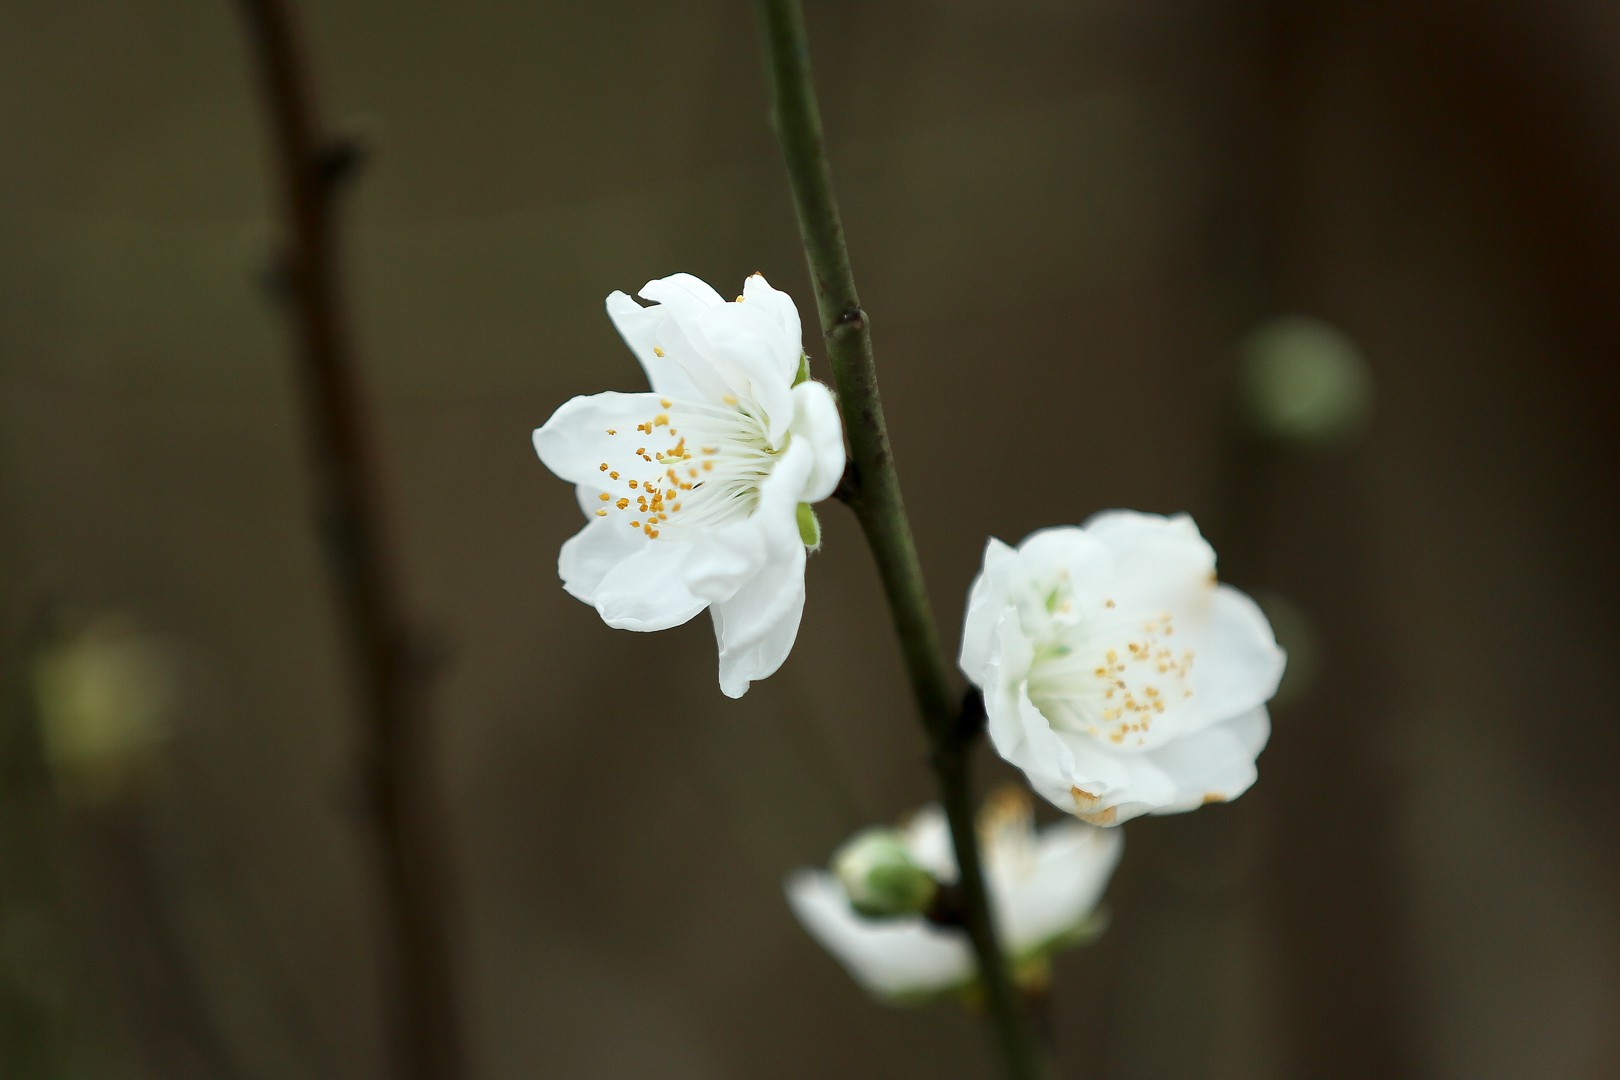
[[83, 812, 244, 1080], [753, 3, 1050, 1077], [230, 4, 464, 1078]]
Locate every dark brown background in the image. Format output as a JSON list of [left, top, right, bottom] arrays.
[[3, 1, 1618, 1077]]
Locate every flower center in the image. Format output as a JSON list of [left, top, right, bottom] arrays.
[[1024, 598, 1197, 749], [593, 393, 776, 540]]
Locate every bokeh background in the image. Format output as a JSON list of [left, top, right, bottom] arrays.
[[4, 1, 1619, 1077]]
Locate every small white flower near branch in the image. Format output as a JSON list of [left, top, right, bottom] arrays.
[[533, 272, 846, 697], [960, 512, 1286, 826], [786, 788, 1122, 1003]]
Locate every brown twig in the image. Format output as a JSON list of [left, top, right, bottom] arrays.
[[231, 4, 464, 1077]]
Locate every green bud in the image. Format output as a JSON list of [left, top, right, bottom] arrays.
[[796, 502, 822, 550], [832, 828, 938, 919], [1240, 316, 1373, 448], [793, 352, 812, 386]]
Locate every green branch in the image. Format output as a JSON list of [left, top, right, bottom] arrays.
[[753, 2, 1051, 1077]]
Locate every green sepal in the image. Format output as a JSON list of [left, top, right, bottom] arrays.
[[797, 503, 821, 549]]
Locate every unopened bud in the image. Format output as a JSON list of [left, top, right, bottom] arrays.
[[832, 828, 938, 919]]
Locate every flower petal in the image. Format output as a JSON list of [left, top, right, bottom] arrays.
[[959, 538, 1019, 682], [682, 438, 814, 605], [604, 291, 703, 400], [1185, 585, 1286, 729], [1052, 737, 1182, 825], [687, 441, 816, 695], [741, 272, 804, 379], [590, 540, 707, 632], [1143, 706, 1270, 815], [693, 301, 800, 446], [532, 391, 667, 485], [785, 871, 973, 1000], [557, 512, 646, 605], [995, 823, 1122, 953], [638, 272, 727, 315], [899, 805, 958, 882], [790, 380, 846, 503], [712, 565, 804, 698], [1085, 511, 1214, 612]]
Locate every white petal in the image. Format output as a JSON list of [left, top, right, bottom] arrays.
[[994, 824, 1122, 952], [693, 301, 800, 446], [959, 538, 1018, 683], [711, 547, 806, 698], [1014, 527, 1116, 595], [590, 540, 707, 632], [789, 380, 846, 503], [742, 272, 804, 375], [683, 438, 814, 606], [1143, 706, 1270, 816], [604, 292, 702, 400], [532, 392, 666, 485], [1185, 585, 1286, 729], [1053, 740, 1182, 825], [1085, 511, 1215, 611], [899, 805, 958, 882], [695, 441, 816, 696], [557, 512, 647, 606], [785, 871, 973, 999], [638, 272, 727, 315], [681, 522, 772, 610]]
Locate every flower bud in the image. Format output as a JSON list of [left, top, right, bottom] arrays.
[[1240, 315, 1372, 448], [832, 828, 938, 919]]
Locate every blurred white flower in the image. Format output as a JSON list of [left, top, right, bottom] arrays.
[[533, 272, 845, 697], [786, 788, 1121, 1002], [960, 512, 1285, 825]]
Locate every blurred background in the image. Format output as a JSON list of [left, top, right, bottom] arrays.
[[4, 0, 1619, 1077]]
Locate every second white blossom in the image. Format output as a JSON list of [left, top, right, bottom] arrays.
[[960, 511, 1285, 825]]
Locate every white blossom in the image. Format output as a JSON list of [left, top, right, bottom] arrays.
[[533, 272, 844, 697], [786, 789, 1121, 1001], [960, 511, 1285, 825]]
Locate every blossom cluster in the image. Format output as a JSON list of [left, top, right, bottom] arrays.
[[533, 272, 1285, 999]]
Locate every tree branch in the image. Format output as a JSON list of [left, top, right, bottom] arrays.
[[231, 4, 464, 1077], [753, 3, 1051, 1076]]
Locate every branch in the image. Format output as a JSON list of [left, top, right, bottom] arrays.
[[231, 4, 464, 1077], [753, 3, 1051, 1077]]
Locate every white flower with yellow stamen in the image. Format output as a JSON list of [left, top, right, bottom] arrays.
[[960, 512, 1285, 825], [786, 788, 1122, 1002], [533, 272, 844, 697]]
